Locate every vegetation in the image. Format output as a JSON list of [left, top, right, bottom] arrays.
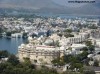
[[55, 41, 60, 47], [82, 66, 95, 74], [64, 29, 72, 33], [57, 33, 62, 37], [7, 54, 19, 66], [93, 60, 99, 67], [0, 50, 58, 74], [0, 27, 3, 33], [0, 50, 10, 58], [46, 30, 51, 37], [22, 32, 28, 38], [85, 40, 95, 52], [63, 29, 74, 38], [6, 32, 11, 37], [64, 33, 74, 38], [88, 25, 97, 29], [83, 70, 95, 74], [85, 41, 92, 47], [32, 33, 37, 38], [52, 50, 90, 73], [0, 50, 97, 74]]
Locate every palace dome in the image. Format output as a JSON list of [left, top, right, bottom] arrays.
[[44, 38, 54, 46], [28, 36, 33, 41]]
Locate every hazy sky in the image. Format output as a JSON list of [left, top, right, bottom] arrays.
[[0, 0, 99, 8], [0, 0, 99, 15]]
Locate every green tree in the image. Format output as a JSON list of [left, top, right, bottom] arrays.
[[7, 54, 19, 66], [93, 60, 99, 67], [6, 32, 11, 37], [51, 57, 60, 65], [57, 33, 62, 37], [22, 32, 28, 38], [64, 34, 74, 38], [0, 50, 10, 58], [78, 51, 88, 61], [83, 70, 95, 74], [55, 41, 60, 47], [70, 63, 83, 70], [85, 41, 95, 52], [23, 58, 31, 67], [85, 41, 92, 46], [81, 47, 88, 52], [0, 28, 3, 33], [88, 45, 95, 52], [64, 29, 72, 33]]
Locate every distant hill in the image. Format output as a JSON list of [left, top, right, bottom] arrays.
[[0, 0, 100, 15]]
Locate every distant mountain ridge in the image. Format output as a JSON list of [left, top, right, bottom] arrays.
[[0, 0, 100, 15]]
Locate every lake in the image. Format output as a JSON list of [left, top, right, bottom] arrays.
[[0, 37, 27, 54]]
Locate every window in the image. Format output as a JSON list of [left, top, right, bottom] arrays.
[[45, 56, 46, 58], [34, 60, 37, 63], [36, 56, 38, 58]]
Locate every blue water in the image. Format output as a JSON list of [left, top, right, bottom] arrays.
[[0, 38, 27, 54]]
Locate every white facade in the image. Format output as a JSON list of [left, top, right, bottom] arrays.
[[18, 44, 64, 64]]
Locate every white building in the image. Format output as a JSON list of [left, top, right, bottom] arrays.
[[18, 37, 64, 64]]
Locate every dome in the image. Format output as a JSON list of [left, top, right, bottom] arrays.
[[40, 35, 43, 38], [44, 38, 54, 46], [20, 44, 25, 49], [38, 37, 42, 40], [18, 46, 21, 49], [66, 50, 71, 53], [26, 44, 30, 48], [60, 46, 65, 50], [87, 54, 94, 58], [28, 36, 33, 41], [21, 44, 25, 47]]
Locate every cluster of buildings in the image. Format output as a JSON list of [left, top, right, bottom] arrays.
[[1, 16, 100, 67], [18, 27, 100, 65], [0, 17, 99, 38]]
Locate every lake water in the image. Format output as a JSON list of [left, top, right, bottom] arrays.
[[0, 37, 27, 54]]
